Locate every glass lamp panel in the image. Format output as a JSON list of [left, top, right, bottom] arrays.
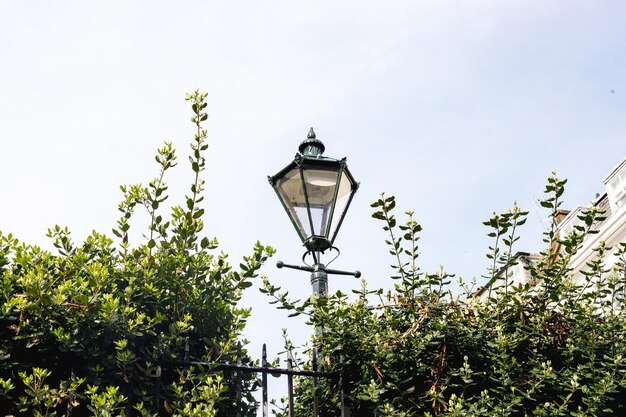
[[302, 167, 340, 237], [328, 170, 354, 243], [275, 167, 311, 240]]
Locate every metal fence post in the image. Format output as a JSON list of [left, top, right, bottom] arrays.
[[262, 344, 269, 417], [155, 335, 161, 415], [340, 353, 351, 417], [312, 347, 319, 417], [236, 348, 242, 417], [66, 368, 75, 417], [287, 351, 294, 417]]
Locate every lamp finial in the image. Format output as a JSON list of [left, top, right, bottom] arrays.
[[299, 127, 325, 157]]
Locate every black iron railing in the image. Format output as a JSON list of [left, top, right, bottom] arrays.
[[158, 343, 350, 417]]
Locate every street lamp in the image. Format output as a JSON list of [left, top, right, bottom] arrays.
[[268, 128, 360, 297]]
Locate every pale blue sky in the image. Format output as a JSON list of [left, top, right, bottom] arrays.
[[2, 1, 626, 400]]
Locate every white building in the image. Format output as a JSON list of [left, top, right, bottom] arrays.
[[476, 155, 626, 301]]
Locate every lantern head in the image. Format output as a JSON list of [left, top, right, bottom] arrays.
[[269, 128, 359, 253]]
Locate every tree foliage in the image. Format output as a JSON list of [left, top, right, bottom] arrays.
[[265, 175, 626, 416], [0, 91, 275, 416]]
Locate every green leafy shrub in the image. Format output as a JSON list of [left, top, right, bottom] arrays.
[[0, 91, 274, 416], [265, 175, 626, 416]]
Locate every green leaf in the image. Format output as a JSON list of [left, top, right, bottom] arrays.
[[193, 208, 204, 219]]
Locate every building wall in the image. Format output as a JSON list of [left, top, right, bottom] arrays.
[[476, 155, 626, 301], [560, 156, 626, 285]]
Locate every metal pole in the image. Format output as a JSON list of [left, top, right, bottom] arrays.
[[312, 347, 319, 417], [155, 364, 161, 414], [311, 264, 325, 416], [287, 352, 294, 417], [310, 263, 328, 297], [262, 344, 269, 417], [236, 351, 242, 417], [67, 368, 75, 417], [340, 353, 351, 417], [155, 335, 161, 414]]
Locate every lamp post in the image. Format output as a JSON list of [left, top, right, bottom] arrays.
[[269, 128, 357, 417], [268, 128, 360, 298]]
